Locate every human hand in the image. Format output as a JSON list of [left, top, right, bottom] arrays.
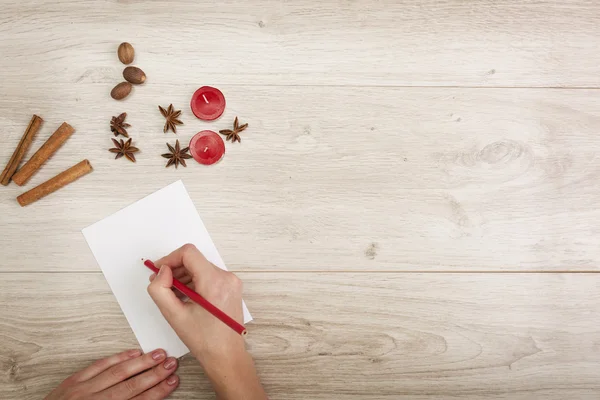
[[147, 244, 267, 400], [44, 349, 178, 400], [146, 244, 245, 365]]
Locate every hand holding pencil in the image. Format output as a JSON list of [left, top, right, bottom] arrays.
[[144, 259, 246, 336], [146, 244, 267, 400], [147, 244, 246, 359]]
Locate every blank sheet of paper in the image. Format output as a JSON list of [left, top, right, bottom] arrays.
[[82, 180, 252, 358]]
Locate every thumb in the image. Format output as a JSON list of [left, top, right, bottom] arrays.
[[147, 265, 184, 320]]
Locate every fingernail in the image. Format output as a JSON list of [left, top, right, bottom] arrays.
[[152, 350, 165, 360], [149, 273, 156, 281], [163, 358, 177, 370], [167, 375, 179, 385], [158, 266, 166, 276], [128, 349, 141, 358]]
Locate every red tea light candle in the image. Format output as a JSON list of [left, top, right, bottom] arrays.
[[189, 130, 225, 165], [191, 86, 226, 120]]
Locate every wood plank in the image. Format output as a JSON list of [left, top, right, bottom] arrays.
[[1, 87, 599, 272], [1, 272, 600, 399], [1, 1, 600, 87]]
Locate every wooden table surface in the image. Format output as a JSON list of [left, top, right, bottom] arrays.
[[2, 1, 600, 399]]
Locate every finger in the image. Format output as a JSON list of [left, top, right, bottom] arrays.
[[174, 284, 193, 300], [147, 265, 185, 321], [154, 267, 191, 286], [85, 349, 167, 393], [150, 268, 190, 284], [151, 273, 191, 300], [132, 375, 179, 400], [72, 349, 142, 382], [172, 266, 189, 280], [153, 244, 220, 281], [150, 269, 191, 299], [147, 264, 187, 283], [178, 273, 193, 285], [102, 357, 178, 399]]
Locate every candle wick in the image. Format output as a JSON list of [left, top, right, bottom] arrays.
[[203, 147, 208, 152], [202, 94, 209, 104]]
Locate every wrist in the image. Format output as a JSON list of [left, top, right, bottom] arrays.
[[195, 340, 247, 373], [197, 346, 265, 399]]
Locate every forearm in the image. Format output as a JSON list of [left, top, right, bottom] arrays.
[[200, 349, 267, 400]]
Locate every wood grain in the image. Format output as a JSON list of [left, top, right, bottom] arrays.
[[2, 272, 600, 400], [2, 1, 600, 399], [1, 1, 600, 87], [0, 87, 599, 271]]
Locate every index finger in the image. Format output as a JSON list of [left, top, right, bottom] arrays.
[[153, 243, 219, 278], [71, 349, 142, 382]]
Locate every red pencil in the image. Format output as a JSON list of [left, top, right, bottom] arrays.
[[143, 259, 247, 336]]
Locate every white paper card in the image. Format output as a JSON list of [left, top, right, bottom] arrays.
[[82, 180, 252, 358]]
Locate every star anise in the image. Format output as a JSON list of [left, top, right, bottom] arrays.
[[158, 104, 183, 134], [110, 112, 130, 137], [219, 117, 248, 143], [109, 138, 139, 162], [162, 139, 192, 168]]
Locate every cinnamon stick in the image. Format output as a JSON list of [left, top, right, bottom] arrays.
[[17, 160, 92, 207], [12, 122, 75, 186], [0, 115, 43, 186]]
